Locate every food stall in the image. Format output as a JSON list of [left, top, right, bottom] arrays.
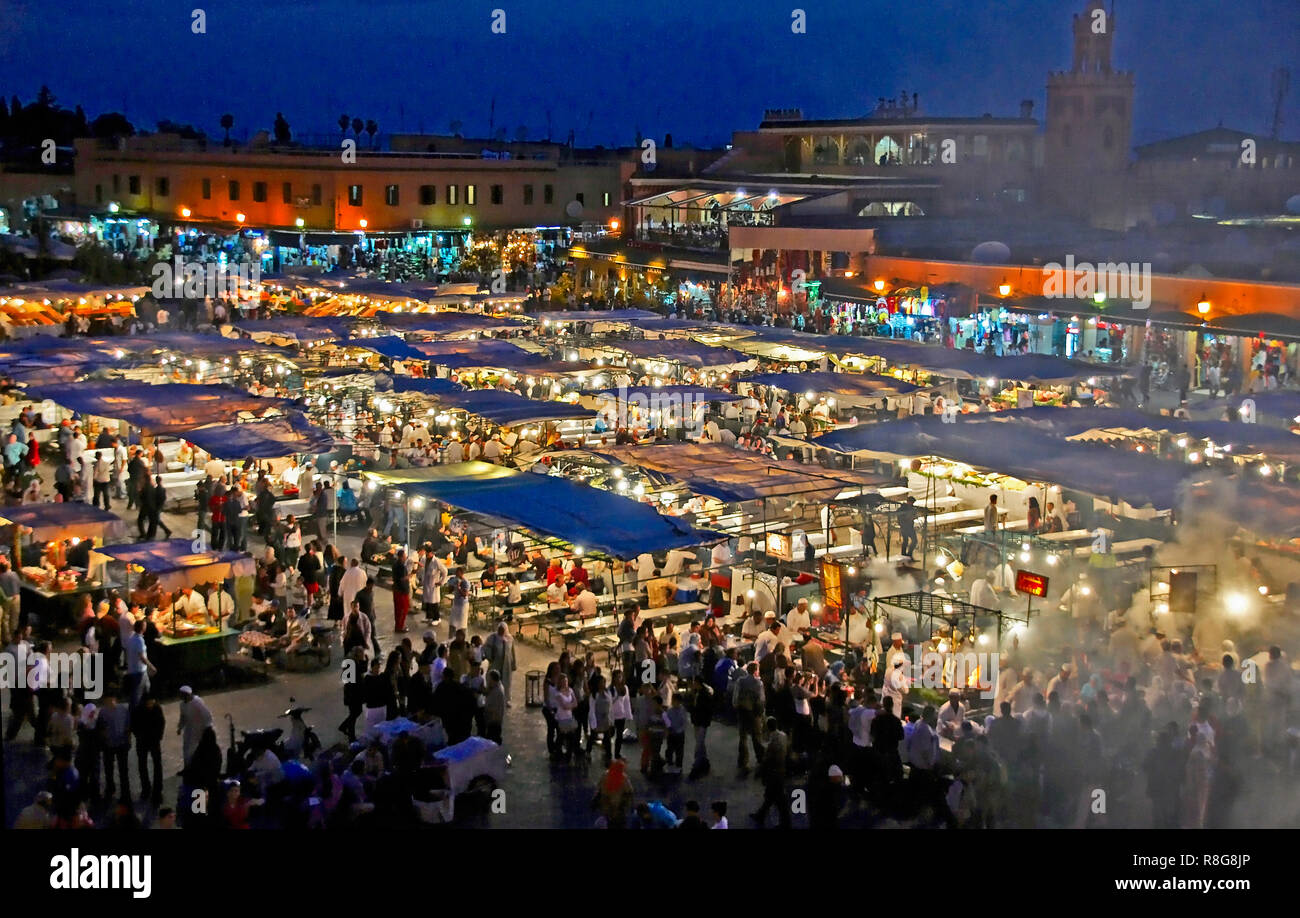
[[89, 540, 256, 684], [1, 503, 129, 631]]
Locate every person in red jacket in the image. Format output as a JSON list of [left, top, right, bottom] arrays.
[[208, 482, 228, 550]]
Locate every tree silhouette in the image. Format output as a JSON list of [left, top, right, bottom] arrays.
[[351, 117, 363, 139], [338, 113, 350, 140], [449, 119, 463, 136], [91, 112, 135, 139], [273, 111, 291, 144], [365, 119, 378, 148], [220, 113, 234, 146]]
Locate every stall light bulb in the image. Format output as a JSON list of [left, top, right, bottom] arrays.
[[874, 622, 884, 633], [977, 634, 989, 646], [1259, 585, 1269, 596]]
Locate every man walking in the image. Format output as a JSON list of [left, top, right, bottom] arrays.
[[732, 662, 765, 776], [751, 717, 790, 828], [92, 451, 113, 510]]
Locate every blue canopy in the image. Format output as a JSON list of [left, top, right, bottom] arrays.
[[367, 462, 718, 558], [529, 309, 660, 322], [815, 413, 1194, 507], [411, 338, 545, 369], [733, 327, 1110, 381], [388, 376, 465, 396], [987, 405, 1300, 451], [742, 370, 919, 396], [591, 385, 744, 403], [1236, 391, 1300, 424], [234, 318, 353, 342], [26, 381, 295, 435], [610, 337, 751, 368], [183, 412, 335, 459], [374, 313, 528, 335], [93, 538, 257, 589], [355, 335, 433, 362], [0, 501, 128, 543], [434, 390, 594, 425]]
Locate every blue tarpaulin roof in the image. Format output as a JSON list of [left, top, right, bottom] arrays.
[[591, 385, 744, 403], [433, 390, 594, 425], [388, 376, 465, 396], [234, 318, 354, 342], [814, 411, 1194, 507], [0, 501, 128, 543], [93, 539, 257, 589], [183, 412, 335, 459], [410, 338, 545, 369], [1236, 391, 1300, 423], [26, 381, 294, 435], [742, 370, 919, 396], [366, 462, 718, 558], [354, 335, 433, 361], [374, 313, 528, 335], [730, 328, 1111, 381], [608, 337, 751, 368], [528, 309, 660, 322]]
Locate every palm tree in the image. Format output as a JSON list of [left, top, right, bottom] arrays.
[[338, 113, 349, 140], [365, 119, 378, 149], [220, 113, 234, 146], [449, 119, 463, 137], [351, 117, 363, 140]]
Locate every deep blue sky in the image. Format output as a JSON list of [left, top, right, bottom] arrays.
[[1, 0, 1296, 148]]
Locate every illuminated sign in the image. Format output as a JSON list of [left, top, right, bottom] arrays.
[[1015, 570, 1049, 597], [820, 560, 843, 611], [766, 532, 792, 561]]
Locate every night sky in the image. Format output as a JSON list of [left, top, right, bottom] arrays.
[[2, 0, 1296, 149]]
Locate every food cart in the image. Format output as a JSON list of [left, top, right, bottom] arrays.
[[89, 539, 256, 685], [1, 503, 129, 632]]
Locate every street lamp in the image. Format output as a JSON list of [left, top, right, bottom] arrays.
[[1197, 294, 1211, 315]]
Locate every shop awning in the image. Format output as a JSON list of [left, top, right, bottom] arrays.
[[594, 442, 892, 503], [182, 412, 335, 460], [364, 462, 719, 558], [606, 337, 752, 368], [387, 376, 465, 396], [589, 385, 744, 404], [374, 312, 529, 336], [91, 539, 257, 591], [815, 415, 1194, 507], [410, 338, 546, 369], [527, 309, 661, 323], [353, 335, 435, 361], [233, 318, 353, 343], [0, 502, 128, 544], [434, 390, 595, 426], [26, 381, 294, 435], [742, 370, 919, 396]]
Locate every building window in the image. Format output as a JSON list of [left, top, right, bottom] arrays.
[[419, 184, 436, 205], [156, 177, 169, 197], [348, 184, 363, 206], [973, 135, 988, 156], [128, 175, 140, 195], [112, 175, 120, 193], [252, 181, 267, 202], [95, 185, 103, 203], [523, 184, 534, 205], [576, 192, 585, 205], [228, 181, 240, 201], [490, 184, 503, 205], [282, 182, 293, 204], [447, 185, 458, 205], [544, 184, 554, 204], [466, 184, 477, 205], [201, 178, 211, 200], [385, 184, 400, 206], [311, 184, 322, 205], [603, 191, 611, 207]]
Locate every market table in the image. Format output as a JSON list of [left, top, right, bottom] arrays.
[[19, 576, 116, 633], [153, 625, 238, 686]]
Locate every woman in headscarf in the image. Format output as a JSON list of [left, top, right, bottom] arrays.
[[593, 758, 634, 828]]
